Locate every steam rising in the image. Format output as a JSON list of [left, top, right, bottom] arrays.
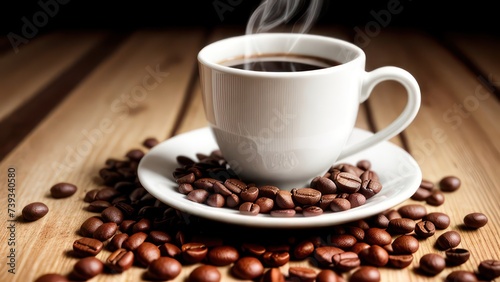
[[246, 0, 323, 35]]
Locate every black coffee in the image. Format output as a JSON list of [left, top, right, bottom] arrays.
[[224, 54, 339, 72]]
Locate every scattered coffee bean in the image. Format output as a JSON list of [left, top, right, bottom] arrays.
[[293, 240, 315, 260], [122, 232, 148, 251], [189, 265, 221, 282], [388, 254, 413, 269], [397, 204, 427, 220], [330, 198, 351, 212], [22, 202, 49, 221], [101, 206, 124, 224], [350, 266, 380, 282], [93, 222, 118, 241], [419, 253, 445, 275], [463, 212, 488, 229], [478, 259, 500, 280], [72, 257, 104, 280], [414, 221, 436, 238], [159, 243, 181, 258], [142, 137, 159, 148], [106, 248, 134, 272], [316, 269, 344, 282], [50, 182, 77, 198], [109, 233, 128, 251], [231, 257, 264, 280], [436, 230, 461, 250], [387, 218, 416, 234], [445, 270, 478, 282], [314, 246, 344, 266], [147, 257, 182, 280], [439, 176, 461, 192], [329, 234, 357, 249], [80, 216, 104, 237], [335, 172, 361, 193], [73, 237, 103, 257], [332, 251, 360, 272], [426, 190, 445, 206], [136, 242, 161, 266], [288, 266, 317, 282], [364, 228, 392, 246], [207, 245, 239, 266], [391, 235, 419, 254], [445, 248, 470, 266], [359, 245, 389, 267], [411, 187, 432, 201], [182, 242, 208, 264], [423, 212, 450, 229], [419, 179, 435, 190]]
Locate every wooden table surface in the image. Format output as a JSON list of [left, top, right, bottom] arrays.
[[1, 26, 499, 281]]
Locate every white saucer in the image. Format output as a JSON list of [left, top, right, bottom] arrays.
[[138, 127, 422, 228]]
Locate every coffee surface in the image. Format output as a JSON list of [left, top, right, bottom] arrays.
[[223, 54, 339, 72]]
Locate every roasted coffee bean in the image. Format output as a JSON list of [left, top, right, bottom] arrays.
[[364, 228, 392, 246], [109, 233, 128, 251], [329, 234, 357, 249], [445, 248, 470, 266], [22, 202, 49, 221], [463, 212, 488, 229], [95, 187, 121, 201], [311, 176, 337, 194], [316, 269, 344, 282], [439, 176, 461, 192], [239, 202, 260, 215], [288, 266, 317, 282], [445, 270, 478, 282], [388, 254, 413, 269], [411, 187, 432, 201], [106, 248, 134, 272], [292, 188, 321, 205], [119, 220, 136, 234], [293, 240, 315, 260], [87, 200, 112, 213], [146, 231, 171, 245], [93, 222, 118, 241], [224, 178, 246, 194], [226, 194, 240, 208], [350, 219, 370, 230], [426, 190, 445, 206], [73, 237, 104, 257], [178, 183, 194, 194], [189, 265, 221, 282], [335, 172, 361, 193], [176, 173, 195, 184], [122, 232, 148, 251], [84, 189, 100, 202], [80, 217, 104, 237], [360, 170, 379, 182], [159, 243, 181, 258], [423, 212, 450, 229], [207, 245, 239, 266], [359, 179, 382, 199], [347, 193, 366, 208], [357, 160, 371, 170], [72, 257, 103, 280], [351, 242, 370, 254], [101, 206, 124, 224], [319, 194, 336, 210], [206, 194, 225, 207], [231, 257, 264, 280], [187, 189, 210, 203], [241, 243, 266, 257], [314, 246, 344, 266], [332, 251, 360, 272], [261, 268, 285, 282], [255, 197, 274, 213], [99, 169, 122, 185], [182, 242, 208, 264], [419, 179, 435, 190], [397, 204, 427, 220], [350, 266, 380, 282], [478, 259, 500, 280], [384, 209, 401, 220], [330, 198, 351, 212], [240, 186, 259, 201], [347, 226, 365, 241], [193, 178, 219, 190], [371, 214, 389, 229], [259, 185, 280, 198], [262, 251, 290, 267], [414, 220, 436, 238], [126, 149, 144, 162], [358, 245, 389, 267], [302, 206, 323, 217], [391, 235, 419, 254], [270, 209, 296, 217], [336, 163, 365, 177], [34, 273, 69, 282], [419, 253, 445, 275], [436, 230, 461, 250], [142, 137, 159, 148], [147, 257, 182, 280], [50, 182, 77, 198], [136, 242, 161, 266], [387, 218, 416, 234]]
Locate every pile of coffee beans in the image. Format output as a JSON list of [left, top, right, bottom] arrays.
[[32, 138, 499, 282], [172, 150, 382, 217]]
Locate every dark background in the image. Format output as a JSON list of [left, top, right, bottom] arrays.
[[1, 0, 499, 36]]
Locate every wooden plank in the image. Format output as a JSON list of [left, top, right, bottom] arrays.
[[0, 29, 205, 282], [0, 32, 126, 161], [447, 33, 500, 97], [362, 29, 500, 281], [0, 32, 106, 121]]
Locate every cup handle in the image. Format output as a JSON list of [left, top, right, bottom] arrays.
[[337, 66, 421, 160]]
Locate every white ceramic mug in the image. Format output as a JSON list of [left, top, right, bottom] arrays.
[[198, 33, 420, 189]]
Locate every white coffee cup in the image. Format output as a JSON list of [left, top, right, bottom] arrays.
[[198, 33, 420, 189]]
